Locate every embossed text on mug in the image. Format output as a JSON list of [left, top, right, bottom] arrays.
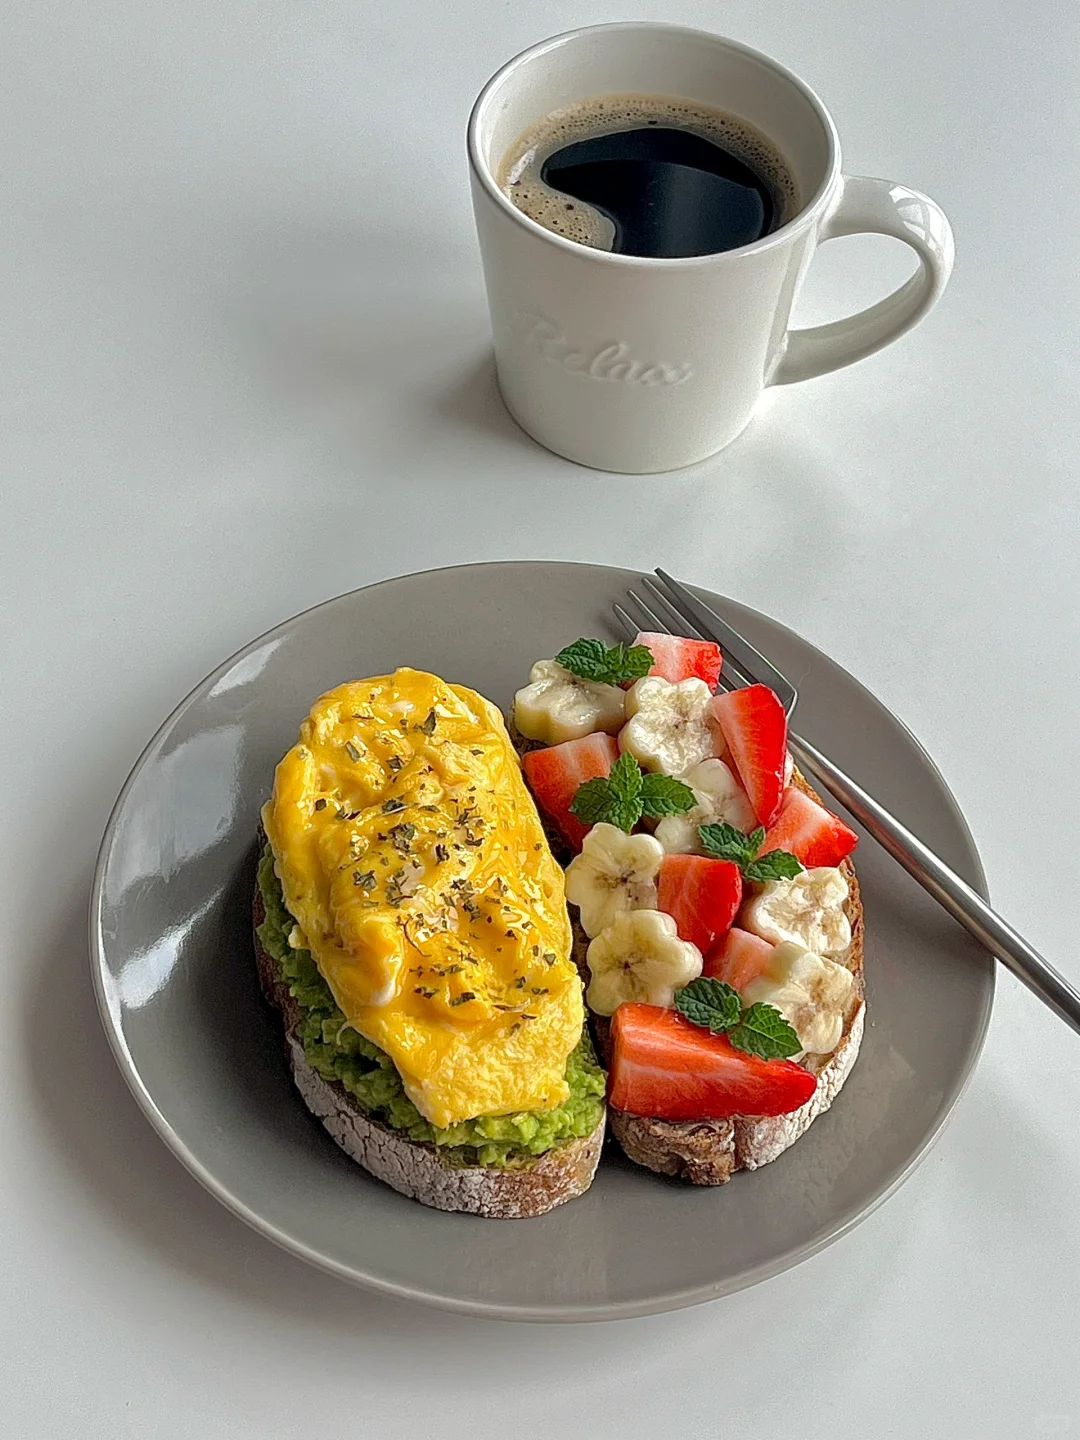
[[519, 314, 692, 386]]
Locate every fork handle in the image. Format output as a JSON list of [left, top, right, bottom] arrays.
[[788, 733, 1080, 1036]]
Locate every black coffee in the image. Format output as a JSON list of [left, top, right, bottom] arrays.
[[498, 94, 797, 259], [542, 126, 774, 258]]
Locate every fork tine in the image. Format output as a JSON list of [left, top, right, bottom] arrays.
[[621, 588, 670, 634], [612, 603, 640, 638], [635, 578, 758, 692], [635, 577, 709, 641], [613, 589, 756, 696], [614, 576, 787, 706], [652, 569, 797, 714]]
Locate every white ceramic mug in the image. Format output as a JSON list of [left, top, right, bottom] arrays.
[[468, 23, 954, 473]]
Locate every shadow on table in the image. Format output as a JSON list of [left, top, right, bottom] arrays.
[[433, 350, 534, 450], [218, 222, 544, 465]]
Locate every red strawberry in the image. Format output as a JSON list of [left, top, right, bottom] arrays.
[[609, 1004, 816, 1120], [522, 733, 619, 851], [709, 685, 788, 827], [633, 631, 723, 690], [764, 787, 858, 869], [704, 927, 775, 992], [656, 855, 742, 956]]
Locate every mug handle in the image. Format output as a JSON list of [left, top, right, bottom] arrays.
[[769, 175, 954, 386]]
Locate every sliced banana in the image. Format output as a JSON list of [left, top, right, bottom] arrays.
[[742, 940, 854, 1055], [564, 822, 663, 938], [742, 866, 851, 956], [585, 910, 702, 1016], [513, 659, 626, 745], [654, 758, 758, 853], [619, 676, 717, 776]]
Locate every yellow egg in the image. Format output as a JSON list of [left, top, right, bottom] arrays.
[[261, 668, 583, 1128]]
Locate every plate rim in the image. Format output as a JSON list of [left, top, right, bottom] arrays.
[[88, 560, 994, 1321]]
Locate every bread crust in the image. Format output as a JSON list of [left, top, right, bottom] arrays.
[[253, 884, 605, 1218]]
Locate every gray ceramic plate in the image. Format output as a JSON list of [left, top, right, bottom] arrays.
[[90, 561, 993, 1320]]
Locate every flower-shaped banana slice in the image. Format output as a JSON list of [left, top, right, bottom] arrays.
[[742, 867, 851, 956], [654, 758, 758, 853], [619, 676, 717, 776], [513, 659, 626, 745], [585, 909, 702, 1016], [564, 822, 663, 938], [742, 941, 854, 1055]]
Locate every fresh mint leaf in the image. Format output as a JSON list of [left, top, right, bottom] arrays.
[[674, 977, 742, 1034], [639, 772, 696, 819], [728, 1004, 802, 1060], [568, 776, 619, 826], [604, 752, 644, 830], [556, 637, 655, 687], [747, 826, 767, 855], [744, 849, 803, 883], [555, 638, 609, 682], [568, 752, 643, 832], [604, 642, 654, 685], [698, 821, 756, 866], [607, 750, 643, 804]]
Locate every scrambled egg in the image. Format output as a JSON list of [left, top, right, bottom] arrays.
[[261, 669, 582, 1128]]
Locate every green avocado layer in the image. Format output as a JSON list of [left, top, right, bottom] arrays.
[[256, 846, 606, 1169]]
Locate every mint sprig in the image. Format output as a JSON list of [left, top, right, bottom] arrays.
[[640, 772, 700, 817], [698, 821, 802, 883], [569, 752, 695, 833], [674, 977, 802, 1060], [744, 850, 803, 883], [728, 1003, 803, 1060], [673, 977, 742, 1033], [556, 637, 654, 687], [697, 822, 764, 867], [571, 751, 643, 832]]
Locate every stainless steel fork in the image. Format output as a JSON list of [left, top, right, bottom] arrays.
[[614, 569, 1080, 1037]]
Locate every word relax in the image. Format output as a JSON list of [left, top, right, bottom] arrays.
[[520, 316, 692, 386]]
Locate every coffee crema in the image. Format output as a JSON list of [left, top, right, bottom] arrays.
[[497, 94, 799, 259]]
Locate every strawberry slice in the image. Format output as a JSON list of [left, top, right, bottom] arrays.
[[522, 733, 619, 851], [709, 685, 788, 827], [704, 927, 775, 992], [633, 631, 723, 690], [609, 1004, 816, 1120], [764, 786, 858, 869], [657, 855, 742, 957]]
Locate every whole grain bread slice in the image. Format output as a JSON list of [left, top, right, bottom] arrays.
[[253, 882, 605, 1218], [510, 714, 866, 1186]]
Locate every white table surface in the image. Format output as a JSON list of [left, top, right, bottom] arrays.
[[4, 0, 1079, 1434]]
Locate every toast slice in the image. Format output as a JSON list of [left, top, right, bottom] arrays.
[[253, 881, 605, 1218], [510, 715, 865, 1185]]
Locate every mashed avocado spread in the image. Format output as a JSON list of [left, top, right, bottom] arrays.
[[256, 847, 606, 1168]]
